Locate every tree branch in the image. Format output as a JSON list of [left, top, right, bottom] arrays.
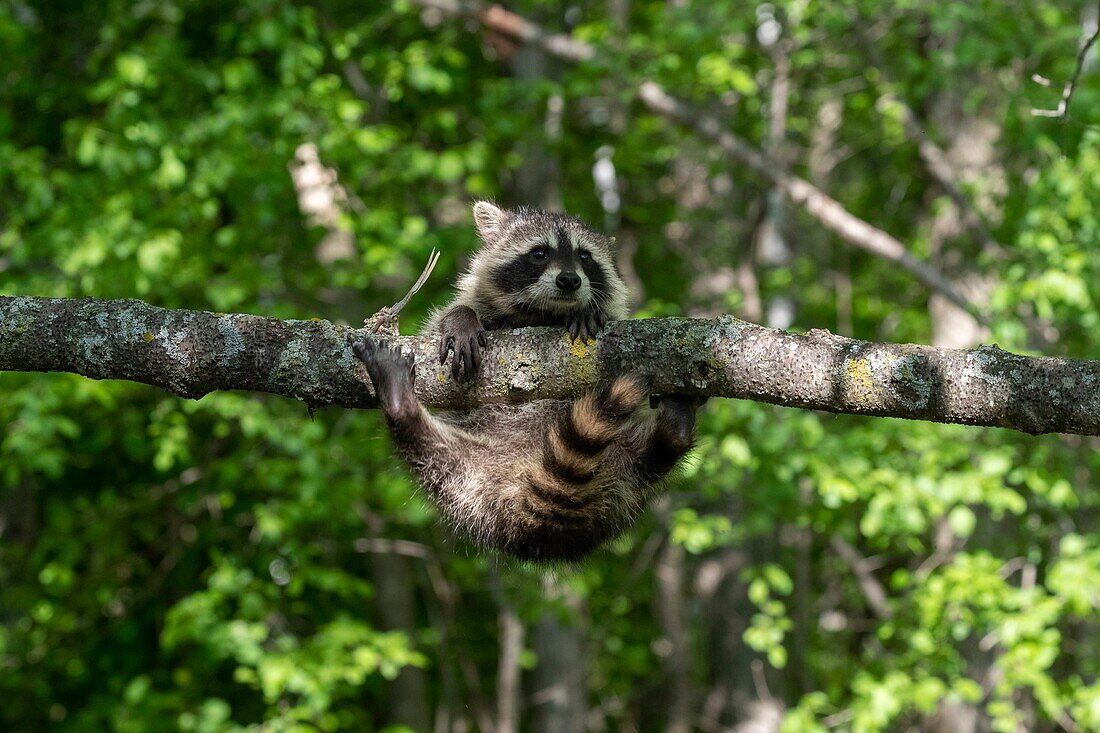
[[406, 0, 984, 321], [3, 296, 1099, 435], [411, 0, 596, 62], [1031, 1, 1100, 119], [637, 84, 984, 322], [830, 536, 893, 620]]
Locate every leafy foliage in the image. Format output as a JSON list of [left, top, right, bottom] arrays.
[[1, 0, 1098, 731]]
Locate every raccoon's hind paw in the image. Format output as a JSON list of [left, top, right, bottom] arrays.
[[437, 306, 487, 381], [651, 395, 699, 454], [567, 308, 607, 343], [354, 339, 418, 420]]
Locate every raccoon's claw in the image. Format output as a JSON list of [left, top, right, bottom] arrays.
[[440, 332, 485, 380], [437, 307, 486, 381], [567, 318, 582, 343], [567, 309, 607, 343]]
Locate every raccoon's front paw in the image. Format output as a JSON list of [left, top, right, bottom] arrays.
[[437, 306, 487, 381], [567, 308, 607, 343], [353, 339, 418, 418]]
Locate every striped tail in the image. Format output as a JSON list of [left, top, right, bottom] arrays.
[[526, 374, 650, 512]]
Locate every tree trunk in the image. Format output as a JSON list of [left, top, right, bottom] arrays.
[[530, 576, 588, 733]]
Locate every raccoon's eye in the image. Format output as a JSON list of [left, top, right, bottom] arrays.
[[530, 247, 549, 261], [577, 250, 593, 263]]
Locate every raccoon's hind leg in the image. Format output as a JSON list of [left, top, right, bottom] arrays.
[[353, 339, 462, 480], [357, 339, 511, 546], [612, 395, 699, 488], [644, 396, 699, 477]]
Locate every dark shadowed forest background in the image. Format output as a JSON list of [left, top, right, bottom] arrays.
[[2, 1, 1100, 731]]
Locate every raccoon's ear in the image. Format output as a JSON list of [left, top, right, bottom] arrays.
[[473, 201, 508, 246]]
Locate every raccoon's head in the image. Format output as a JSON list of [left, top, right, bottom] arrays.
[[465, 201, 629, 322]]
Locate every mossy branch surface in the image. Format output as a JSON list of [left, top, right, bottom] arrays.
[[2, 296, 1098, 435]]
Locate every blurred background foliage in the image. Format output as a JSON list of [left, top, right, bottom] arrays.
[[1, 0, 1099, 731]]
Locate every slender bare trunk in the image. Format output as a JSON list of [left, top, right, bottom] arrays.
[[492, 565, 524, 733], [657, 536, 692, 733], [363, 514, 432, 731], [530, 575, 588, 733]]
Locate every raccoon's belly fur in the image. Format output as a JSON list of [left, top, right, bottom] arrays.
[[418, 401, 656, 561]]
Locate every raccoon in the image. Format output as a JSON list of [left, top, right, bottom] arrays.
[[354, 202, 698, 562]]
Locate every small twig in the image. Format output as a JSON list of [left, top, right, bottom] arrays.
[[353, 536, 436, 560], [364, 248, 441, 335], [914, 514, 962, 580], [830, 536, 893, 620], [1032, 5, 1100, 119], [750, 659, 773, 701], [821, 709, 855, 728], [394, 248, 441, 314]]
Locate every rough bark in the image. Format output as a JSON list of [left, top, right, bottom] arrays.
[[3, 295, 1099, 436]]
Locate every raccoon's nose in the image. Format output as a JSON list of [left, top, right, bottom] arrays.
[[556, 271, 582, 292]]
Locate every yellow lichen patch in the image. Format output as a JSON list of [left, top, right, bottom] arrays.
[[845, 357, 873, 391], [565, 334, 592, 359], [142, 332, 155, 342]]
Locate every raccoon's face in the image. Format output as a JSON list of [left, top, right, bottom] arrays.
[[470, 202, 624, 321], [492, 225, 611, 314]]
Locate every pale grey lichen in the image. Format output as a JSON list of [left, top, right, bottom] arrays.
[[216, 315, 245, 366], [960, 347, 1013, 410], [889, 354, 932, 410], [77, 333, 111, 369], [116, 305, 152, 342], [11, 296, 38, 310], [3, 296, 40, 321], [705, 315, 746, 349], [316, 319, 355, 368], [0, 298, 35, 333], [156, 324, 192, 367], [508, 361, 540, 393], [706, 316, 747, 368], [270, 336, 312, 387]]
